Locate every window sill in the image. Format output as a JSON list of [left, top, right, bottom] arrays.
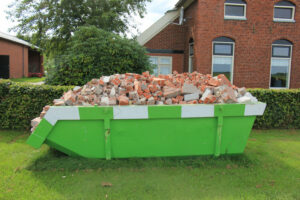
[[273, 19, 295, 23], [224, 16, 247, 21], [269, 87, 289, 89]]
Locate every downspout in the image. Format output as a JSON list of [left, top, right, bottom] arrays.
[[22, 46, 25, 77]]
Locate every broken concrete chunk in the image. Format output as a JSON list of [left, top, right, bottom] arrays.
[[238, 87, 247, 97], [110, 87, 116, 97], [237, 96, 252, 104], [182, 83, 199, 94], [100, 97, 109, 106], [184, 93, 200, 102], [31, 117, 41, 128], [201, 89, 213, 101], [244, 92, 258, 103], [165, 98, 172, 105], [163, 87, 181, 98], [147, 97, 155, 105], [103, 76, 110, 83]]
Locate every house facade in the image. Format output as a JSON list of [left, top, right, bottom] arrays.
[[0, 32, 43, 79], [137, 0, 300, 89]]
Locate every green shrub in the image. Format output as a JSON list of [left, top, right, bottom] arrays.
[[0, 80, 72, 130], [46, 26, 152, 86], [249, 89, 300, 129]]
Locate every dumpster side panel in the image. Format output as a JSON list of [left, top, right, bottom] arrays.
[[110, 118, 217, 158], [220, 116, 256, 154], [46, 120, 106, 158]]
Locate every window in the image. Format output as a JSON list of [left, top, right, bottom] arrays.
[[224, 0, 247, 20], [212, 37, 235, 82], [188, 39, 194, 73], [270, 40, 292, 88], [274, 1, 295, 22], [149, 56, 172, 76]]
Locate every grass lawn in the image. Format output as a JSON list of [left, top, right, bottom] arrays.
[[0, 129, 299, 200], [10, 77, 45, 83]]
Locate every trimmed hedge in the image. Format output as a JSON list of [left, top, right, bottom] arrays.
[[249, 89, 300, 129], [0, 80, 72, 130], [0, 79, 299, 130]]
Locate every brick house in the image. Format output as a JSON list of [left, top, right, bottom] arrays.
[[0, 32, 43, 79], [137, 0, 300, 89]]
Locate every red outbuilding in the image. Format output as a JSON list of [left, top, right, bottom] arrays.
[[0, 32, 43, 79]]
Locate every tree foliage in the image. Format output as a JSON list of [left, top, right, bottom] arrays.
[[45, 26, 152, 85], [7, 0, 150, 54]]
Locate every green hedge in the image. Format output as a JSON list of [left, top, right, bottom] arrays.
[[249, 89, 300, 129], [0, 80, 72, 130], [0, 79, 299, 130]]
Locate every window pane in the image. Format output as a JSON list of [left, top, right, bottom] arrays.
[[213, 57, 232, 81], [149, 57, 158, 65], [153, 68, 159, 76], [225, 5, 245, 17], [271, 59, 289, 88], [273, 46, 290, 57], [189, 43, 194, 56], [274, 7, 293, 19], [149, 57, 159, 76], [159, 65, 172, 75], [159, 57, 171, 64], [214, 44, 233, 55]]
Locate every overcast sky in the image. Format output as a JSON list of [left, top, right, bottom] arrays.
[[0, 0, 178, 36]]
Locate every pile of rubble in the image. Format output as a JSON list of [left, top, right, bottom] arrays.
[[31, 71, 258, 132]]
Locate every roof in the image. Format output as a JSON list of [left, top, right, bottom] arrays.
[[137, 9, 180, 45], [0, 31, 37, 48], [137, 0, 195, 46], [175, 0, 187, 8]]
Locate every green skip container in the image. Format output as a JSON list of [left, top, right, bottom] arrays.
[[27, 103, 266, 159]]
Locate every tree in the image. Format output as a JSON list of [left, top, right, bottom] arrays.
[[7, 0, 150, 55], [46, 26, 152, 85]]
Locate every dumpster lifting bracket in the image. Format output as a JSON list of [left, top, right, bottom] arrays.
[[104, 119, 112, 160], [214, 115, 223, 157]]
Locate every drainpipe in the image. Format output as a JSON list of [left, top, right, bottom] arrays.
[[22, 46, 25, 77]]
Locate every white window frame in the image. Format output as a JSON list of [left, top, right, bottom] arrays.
[[224, 3, 247, 20], [149, 56, 173, 75], [273, 5, 295, 22], [269, 44, 292, 89], [211, 41, 235, 83]]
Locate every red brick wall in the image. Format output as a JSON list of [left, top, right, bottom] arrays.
[[145, 23, 186, 50], [147, 53, 184, 73], [0, 39, 29, 78], [144, 0, 300, 88]]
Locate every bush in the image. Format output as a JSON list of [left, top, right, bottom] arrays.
[[0, 80, 72, 130], [46, 26, 152, 86], [249, 89, 300, 129]]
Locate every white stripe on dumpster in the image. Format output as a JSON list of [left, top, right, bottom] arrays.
[[44, 107, 80, 125], [113, 106, 148, 119], [244, 103, 267, 116], [181, 105, 215, 118]]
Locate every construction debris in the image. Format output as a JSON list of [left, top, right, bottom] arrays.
[[31, 71, 259, 132]]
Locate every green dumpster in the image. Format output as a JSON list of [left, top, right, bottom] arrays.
[[27, 103, 266, 159]]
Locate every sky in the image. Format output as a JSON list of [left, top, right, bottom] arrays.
[[0, 0, 178, 36]]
